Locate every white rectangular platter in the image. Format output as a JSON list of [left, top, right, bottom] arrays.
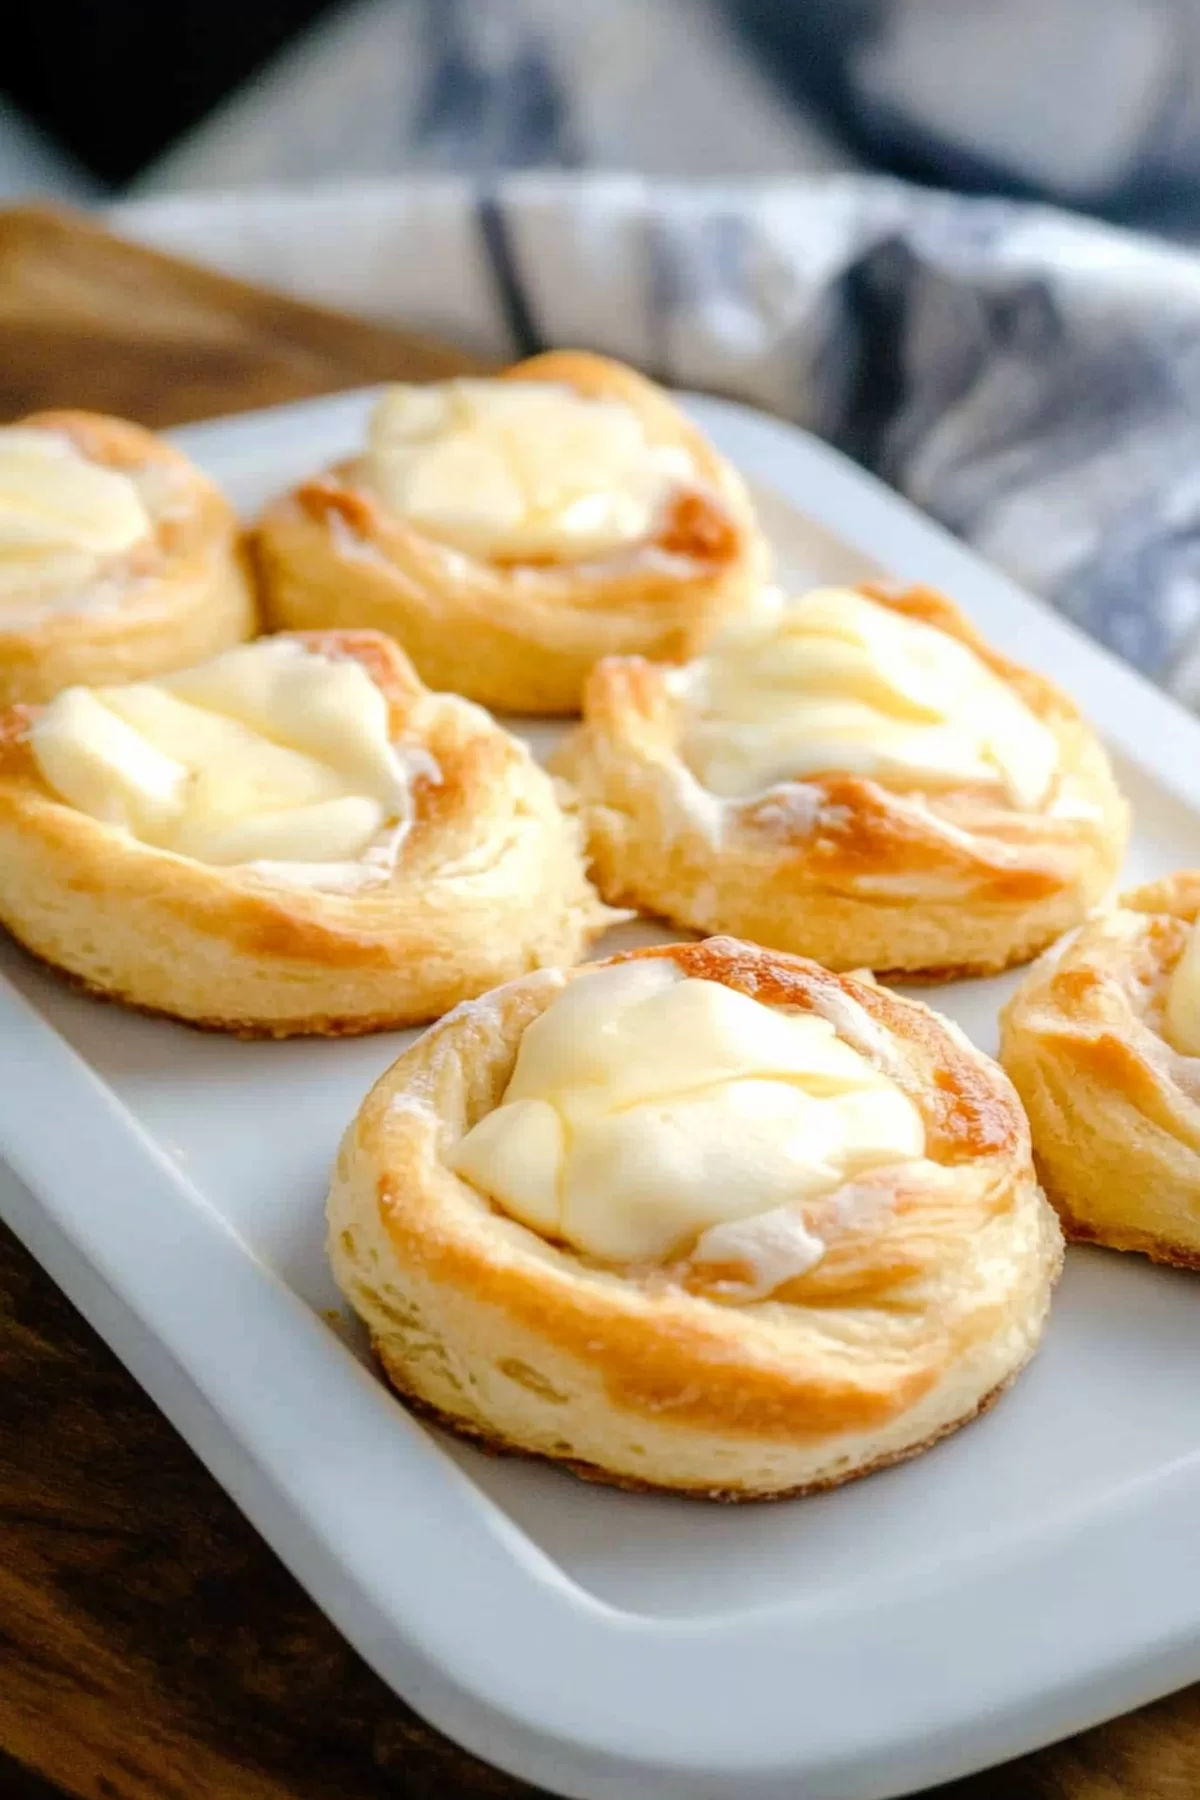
[[3, 389, 1200, 1800]]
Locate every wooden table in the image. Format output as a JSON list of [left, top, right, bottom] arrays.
[[1, 206, 1197, 1800]]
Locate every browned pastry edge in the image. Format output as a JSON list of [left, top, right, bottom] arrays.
[[593, 910, 1055, 990], [372, 1337, 1030, 1503], [817, 943, 1050, 987], [1055, 1202, 1200, 1272], [2, 930, 415, 1041]]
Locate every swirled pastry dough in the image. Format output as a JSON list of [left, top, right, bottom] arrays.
[[1001, 871, 1200, 1267], [0, 630, 616, 1036], [0, 411, 255, 708], [253, 351, 769, 714], [329, 937, 1061, 1499], [556, 583, 1128, 979]]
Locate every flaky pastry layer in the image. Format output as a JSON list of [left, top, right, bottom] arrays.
[[0, 630, 617, 1036], [555, 585, 1128, 979], [0, 411, 256, 708], [1001, 871, 1200, 1267], [329, 937, 1062, 1499], [252, 351, 770, 715]]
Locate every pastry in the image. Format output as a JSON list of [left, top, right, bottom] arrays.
[[556, 583, 1129, 979], [0, 410, 255, 708], [0, 629, 616, 1036], [1000, 871, 1200, 1267], [329, 936, 1062, 1500], [252, 350, 769, 714]]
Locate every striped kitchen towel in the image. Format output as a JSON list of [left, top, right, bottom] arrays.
[[113, 170, 1200, 706]]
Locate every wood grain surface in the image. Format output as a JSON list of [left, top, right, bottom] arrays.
[[0, 205, 485, 429], [0, 205, 1197, 1800]]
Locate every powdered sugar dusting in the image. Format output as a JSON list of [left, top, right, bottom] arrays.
[[327, 505, 396, 571], [384, 974, 568, 1129], [806, 984, 910, 1082], [687, 1167, 905, 1300], [1049, 790, 1105, 823], [0, 570, 149, 629], [387, 1088, 439, 1124], [690, 1204, 826, 1298], [670, 767, 730, 845], [434, 966, 566, 1035], [746, 782, 824, 835]]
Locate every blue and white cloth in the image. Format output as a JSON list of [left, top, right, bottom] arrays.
[[113, 172, 1200, 710]]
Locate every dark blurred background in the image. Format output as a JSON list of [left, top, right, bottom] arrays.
[[5, 2, 335, 189], [5, 0, 1200, 235]]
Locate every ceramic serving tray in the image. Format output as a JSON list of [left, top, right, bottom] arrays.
[[2, 389, 1199, 1800]]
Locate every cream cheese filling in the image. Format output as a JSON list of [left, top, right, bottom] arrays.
[[452, 958, 926, 1266], [680, 587, 1059, 810], [0, 428, 153, 612], [1164, 918, 1200, 1055], [363, 379, 693, 563], [30, 638, 435, 885]]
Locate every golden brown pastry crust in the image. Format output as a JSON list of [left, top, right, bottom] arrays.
[[0, 411, 256, 708], [1000, 870, 1200, 1268], [0, 630, 617, 1037], [369, 1355, 1022, 1503], [329, 937, 1063, 1500], [555, 585, 1129, 979], [252, 351, 770, 715]]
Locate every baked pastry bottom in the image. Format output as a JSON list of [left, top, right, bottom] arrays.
[[1052, 1210, 1200, 1272], [373, 1337, 1033, 1503], [5, 932, 574, 1042]]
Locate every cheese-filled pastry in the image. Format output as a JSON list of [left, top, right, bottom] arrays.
[[0, 630, 615, 1036], [329, 936, 1062, 1499], [1001, 871, 1200, 1268], [252, 351, 769, 715], [0, 411, 255, 708], [556, 583, 1128, 979]]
